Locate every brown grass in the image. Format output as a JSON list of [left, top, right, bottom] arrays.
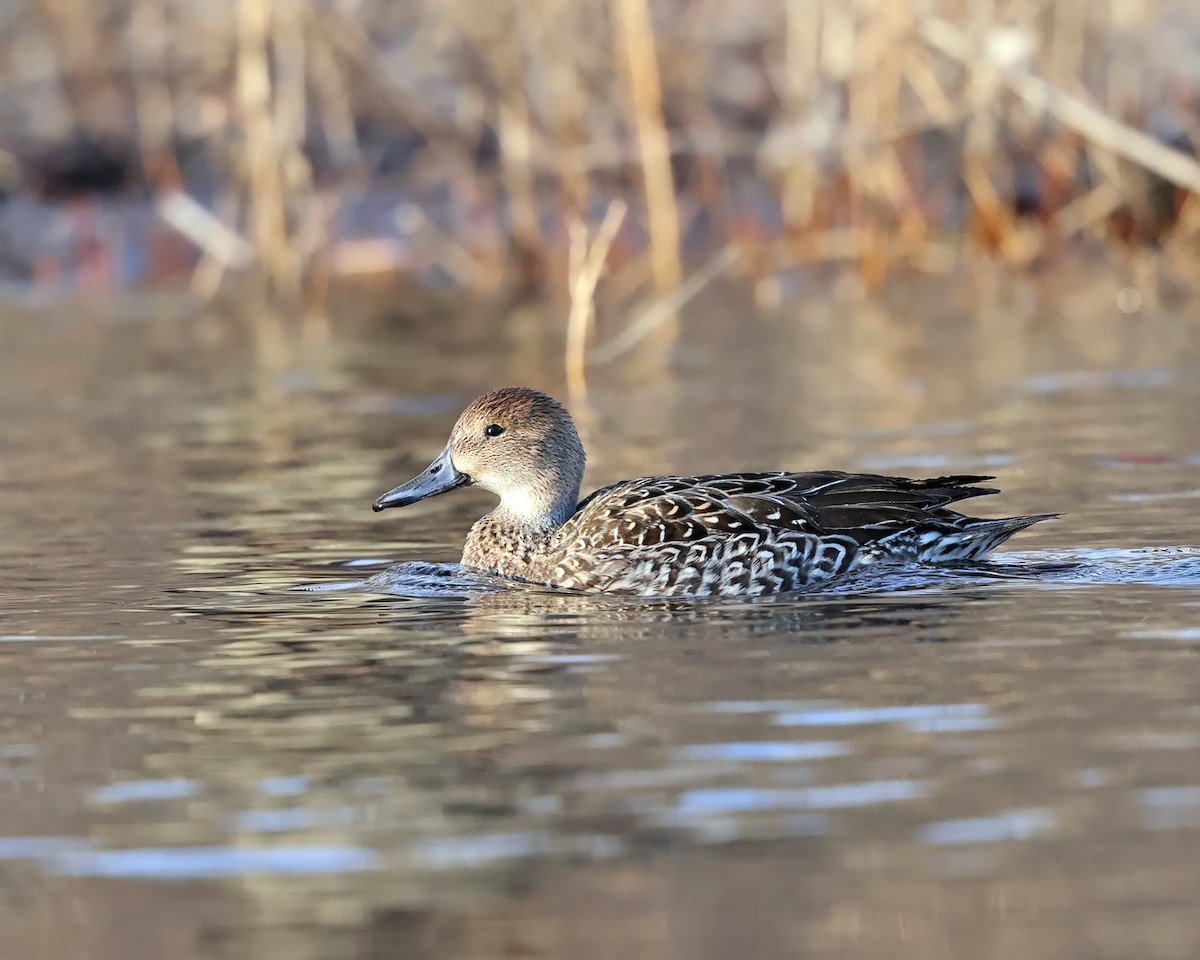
[[3, 0, 1200, 312]]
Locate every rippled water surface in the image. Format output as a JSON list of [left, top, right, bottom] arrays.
[[3, 278, 1200, 959]]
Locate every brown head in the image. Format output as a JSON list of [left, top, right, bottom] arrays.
[[372, 388, 586, 528]]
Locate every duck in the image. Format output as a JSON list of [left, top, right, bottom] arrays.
[[371, 387, 1054, 597]]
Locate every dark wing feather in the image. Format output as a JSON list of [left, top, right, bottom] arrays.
[[548, 472, 1042, 596], [564, 472, 1005, 548], [754, 472, 1001, 542]]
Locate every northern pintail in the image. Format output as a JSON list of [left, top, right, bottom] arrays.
[[372, 387, 1053, 597]]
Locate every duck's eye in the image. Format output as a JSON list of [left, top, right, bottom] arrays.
[[484, 423, 505, 438]]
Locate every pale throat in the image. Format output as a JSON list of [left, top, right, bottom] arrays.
[[487, 468, 580, 528], [495, 480, 577, 528]]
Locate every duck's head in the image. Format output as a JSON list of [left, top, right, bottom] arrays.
[[372, 387, 586, 527]]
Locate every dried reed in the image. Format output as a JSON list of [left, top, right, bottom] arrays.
[[565, 199, 627, 399], [611, 0, 682, 299], [4, 0, 1200, 314]]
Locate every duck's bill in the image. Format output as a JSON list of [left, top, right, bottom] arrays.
[[372, 447, 470, 511]]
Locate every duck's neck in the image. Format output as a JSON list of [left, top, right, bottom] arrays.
[[460, 472, 581, 579], [462, 507, 565, 580], [496, 488, 577, 529]]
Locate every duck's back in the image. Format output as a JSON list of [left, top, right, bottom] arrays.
[[537, 472, 1051, 596]]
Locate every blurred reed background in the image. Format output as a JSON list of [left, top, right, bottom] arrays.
[[1, 0, 1199, 317]]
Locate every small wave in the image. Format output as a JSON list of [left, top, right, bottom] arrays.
[[989, 547, 1200, 587], [296, 561, 505, 597], [297, 547, 1200, 600]]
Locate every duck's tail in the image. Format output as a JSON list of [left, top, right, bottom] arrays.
[[913, 513, 1060, 564]]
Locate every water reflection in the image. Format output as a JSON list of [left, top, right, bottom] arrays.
[[1139, 787, 1200, 830], [920, 807, 1057, 845]]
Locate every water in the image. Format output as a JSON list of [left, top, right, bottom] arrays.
[[2, 275, 1200, 959]]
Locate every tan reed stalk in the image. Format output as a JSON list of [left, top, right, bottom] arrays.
[[843, 3, 884, 277], [235, 0, 296, 300], [565, 199, 627, 400], [830, 0, 910, 279], [865, 1, 922, 280], [777, 0, 824, 238], [275, 0, 321, 307], [611, 0, 682, 298]]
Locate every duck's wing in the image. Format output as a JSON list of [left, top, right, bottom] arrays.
[[550, 474, 859, 595], [548, 472, 1046, 596], [567, 472, 1001, 546], [704, 471, 1003, 543]]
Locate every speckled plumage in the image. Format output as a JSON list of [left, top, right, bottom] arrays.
[[372, 388, 1054, 598]]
